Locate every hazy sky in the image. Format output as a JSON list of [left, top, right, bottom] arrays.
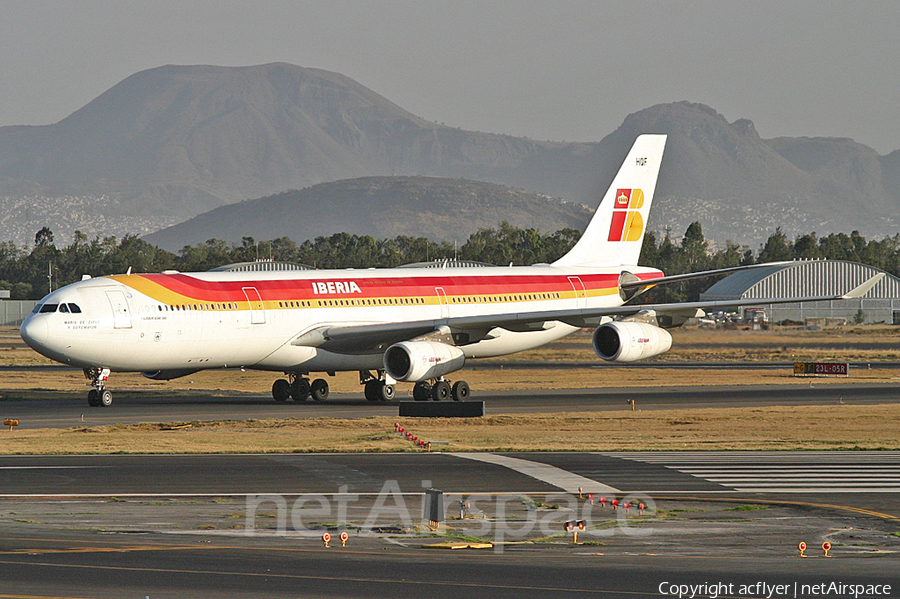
[[2, 0, 898, 153]]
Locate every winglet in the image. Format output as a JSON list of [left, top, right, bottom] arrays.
[[841, 273, 885, 299]]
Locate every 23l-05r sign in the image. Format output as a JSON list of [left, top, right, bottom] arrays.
[[793, 362, 849, 377]]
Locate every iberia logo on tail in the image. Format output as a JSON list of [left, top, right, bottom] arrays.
[[608, 188, 645, 242]]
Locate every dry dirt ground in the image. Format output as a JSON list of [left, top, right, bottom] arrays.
[[1, 405, 898, 454], [2, 325, 900, 454]]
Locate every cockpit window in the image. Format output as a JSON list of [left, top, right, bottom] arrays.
[[59, 304, 70, 313], [39, 303, 59, 313], [68, 303, 82, 313]]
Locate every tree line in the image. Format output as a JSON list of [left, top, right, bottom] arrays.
[[3, 222, 900, 301]]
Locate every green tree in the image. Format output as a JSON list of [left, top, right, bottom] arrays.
[[34, 226, 54, 248], [543, 228, 580, 263], [792, 233, 821, 260], [758, 228, 793, 263], [639, 229, 660, 267], [710, 240, 746, 269]]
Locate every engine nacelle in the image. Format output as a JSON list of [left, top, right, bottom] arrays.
[[592, 321, 672, 362], [384, 341, 466, 382]]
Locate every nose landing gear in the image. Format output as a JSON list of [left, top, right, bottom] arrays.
[[84, 368, 113, 407]]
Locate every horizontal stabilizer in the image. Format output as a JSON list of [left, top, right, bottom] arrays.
[[840, 273, 885, 299], [620, 261, 794, 292]]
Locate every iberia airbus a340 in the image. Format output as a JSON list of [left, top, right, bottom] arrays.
[[20, 135, 882, 407]]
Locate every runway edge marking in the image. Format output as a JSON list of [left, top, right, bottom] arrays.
[[449, 453, 621, 493]]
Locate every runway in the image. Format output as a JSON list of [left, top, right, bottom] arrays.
[[4, 382, 900, 429], [0, 537, 894, 599], [0, 535, 893, 599], [3, 451, 900, 503]]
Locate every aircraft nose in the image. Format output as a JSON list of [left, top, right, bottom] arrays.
[[20, 316, 49, 349]]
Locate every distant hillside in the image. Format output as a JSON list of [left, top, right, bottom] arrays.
[[143, 176, 592, 251], [0, 63, 601, 244], [594, 102, 900, 245], [1, 62, 899, 248]]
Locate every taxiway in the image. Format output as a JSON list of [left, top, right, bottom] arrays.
[[3, 382, 900, 429]]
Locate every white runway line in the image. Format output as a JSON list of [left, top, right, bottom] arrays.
[[608, 451, 900, 493], [0, 466, 103, 469], [450, 453, 621, 493]]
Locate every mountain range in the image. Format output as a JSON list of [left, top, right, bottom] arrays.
[[143, 176, 592, 251], [1, 62, 898, 249]]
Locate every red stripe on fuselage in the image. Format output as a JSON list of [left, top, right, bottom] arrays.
[[132, 271, 662, 303]]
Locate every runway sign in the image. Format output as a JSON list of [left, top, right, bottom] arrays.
[[793, 362, 849, 377]]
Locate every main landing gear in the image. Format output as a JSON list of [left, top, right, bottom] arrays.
[[413, 378, 470, 402], [272, 373, 329, 402], [84, 367, 113, 407], [360, 371, 470, 402], [360, 370, 395, 402], [271, 372, 473, 403]]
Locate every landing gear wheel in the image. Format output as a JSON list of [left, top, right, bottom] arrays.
[[85, 367, 112, 407], [451, 380, 470, 402], [291, 378, 310, 401], [310, 378, 329, 401], [381, 384, 395, 402], [431, 380, 451, 401], [272, 379, 291, 402], [366, 380, 395, 402], [364, 380, 381, 402], [413, 381, 432, 401]]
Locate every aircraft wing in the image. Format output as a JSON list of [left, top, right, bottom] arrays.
[[292, 273, 884, 354], [292, 321, 441, 354]]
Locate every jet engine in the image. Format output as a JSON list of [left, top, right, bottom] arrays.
[[384, 341, 466, 382], [592, 321, 672, 362]]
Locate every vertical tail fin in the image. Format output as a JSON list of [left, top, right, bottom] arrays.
[[553, 134, 666, 267]]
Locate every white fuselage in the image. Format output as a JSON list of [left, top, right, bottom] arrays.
[[20, 264, 662, 375]]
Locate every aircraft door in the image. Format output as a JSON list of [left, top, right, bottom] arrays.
[[568, 276, 587, 309], [242, 287, 266, 324], [435, 287, 449, 319], [106, 290, 132, 329]]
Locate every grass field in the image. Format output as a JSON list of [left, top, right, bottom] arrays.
[[0, 405, 897, 454]]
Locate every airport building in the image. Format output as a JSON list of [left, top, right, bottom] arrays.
[[699, 260, 900, 325], [0, 299, 38, 326]]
